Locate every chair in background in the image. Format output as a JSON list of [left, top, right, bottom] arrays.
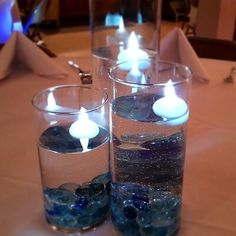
[[185, 0, 198, 36], [170, 0, 191, 29], [188, 36, 236, 61], [23, 0, 51, 42]]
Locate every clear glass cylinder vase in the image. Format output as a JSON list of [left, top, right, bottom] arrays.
[[108, 59, 191, 236], [89, 0, 162, 89], [32, 85, 110, 234]]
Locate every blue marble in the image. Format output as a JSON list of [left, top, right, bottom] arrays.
[[111, 183, 181, 236], [43, 172, 111, 232], [112, 93, 163, 122]]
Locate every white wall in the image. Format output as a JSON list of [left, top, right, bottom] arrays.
[[196, 0, 236, 40]]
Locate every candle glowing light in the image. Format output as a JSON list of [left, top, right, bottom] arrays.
[[152, 80, 189, 126], [46, 92, 57, 110], [126, 61, 146, 93], [45, 92, 76, 113], [127, 61, 146, 83], [115, 16, 129, 43], [117, 31, 150, 70], [69, 107, 99, 151], [105, 13, 122, 27]]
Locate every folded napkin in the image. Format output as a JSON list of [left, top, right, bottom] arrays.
[[160, 27, 209, 82], [0, 32, 68, 80]]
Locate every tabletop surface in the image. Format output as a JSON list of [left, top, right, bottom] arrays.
[[0, 57, 236, 236]]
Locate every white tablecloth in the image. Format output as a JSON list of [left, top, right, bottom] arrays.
[[0, 57, 236, 236]]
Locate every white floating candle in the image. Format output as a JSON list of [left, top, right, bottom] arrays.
[[69, 107, 99, 140], [45, 92, 61, 112], [117, 31, 150, 70], [152, 80, 189, 126]]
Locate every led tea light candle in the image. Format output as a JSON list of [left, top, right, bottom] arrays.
[[45, 92, 62, 112], [152, 80, 189, 126], [44, 92, 72, 124], [117, 31, 150, 70], [69, 107, 99, 151], [45, 92, 77, 113], [115, 16, 129, 43], [107, 16, 129, 48], [105, 13, 122, 26]]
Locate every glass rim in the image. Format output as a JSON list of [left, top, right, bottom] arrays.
[[108, 59, 192, 87], [32, 84, 109, 115]]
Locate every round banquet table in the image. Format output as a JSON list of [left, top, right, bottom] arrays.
[[0, 56, 236, 236]]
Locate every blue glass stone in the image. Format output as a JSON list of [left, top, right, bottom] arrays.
[[91, 183, 105, 196], [166, 196, 181, 219], [57, 214, 78, 229], [140, 226, 155, 236], [44, 188, 77, 205], [40, 125, 82, 153], [44, 174, 110, 231], [46, 214, 62, 226], [152, 226, 168, 236], [111, 182, 181, 236], [112, 93, 163, 122], [92, 172, 111, 185], [52, 205, 70, 215], [136, 211, 152, 228], [123, 205, 137, 220], [86, 201, 99, 215], [120, 183, 150, 195], [76, 215, 91, 228], [96, 193, 110, 208], [75, 183, 104, 197], [59, 182, 78, 193], [72, 196, 88, 210], [46, 207, 59, 216], [132, 194, 149, 210], [122, 221, 141, 236]]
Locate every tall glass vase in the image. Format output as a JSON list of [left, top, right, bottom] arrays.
[[32, 85, 110, 234], [108, 59, 191, 236], [89, 0, 162, 90]]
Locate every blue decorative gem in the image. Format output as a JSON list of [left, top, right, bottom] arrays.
[[44, 188, 76, 205], [73, 196, 88, 210], [123, 205, 137, 220], [59, 182, 78, 193], [75, 183, 104, 197], [132, 194, 149, 210]]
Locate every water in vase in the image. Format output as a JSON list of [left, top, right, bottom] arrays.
[[38, 124, 111, 234], [111, 93, 187, 236]]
